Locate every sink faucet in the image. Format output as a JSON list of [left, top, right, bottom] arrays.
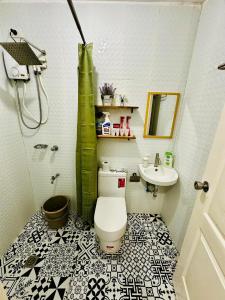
[[51, 173, 60, 184], [154, 153, 161, 168]]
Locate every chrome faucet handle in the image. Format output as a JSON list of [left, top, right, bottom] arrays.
[[154, 153, 161, 167], [51, 145, 59, 151], [51, 173, 60, 184], [34, 144, 48, 149]]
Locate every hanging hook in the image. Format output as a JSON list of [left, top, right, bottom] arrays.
[[10, 28, 17, 43]]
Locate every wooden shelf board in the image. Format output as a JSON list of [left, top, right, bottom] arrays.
[[95, 105, 139, 109], [97, 135, 136, 140]]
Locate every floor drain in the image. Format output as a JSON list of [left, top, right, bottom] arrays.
[[24, 255, 38, 268]]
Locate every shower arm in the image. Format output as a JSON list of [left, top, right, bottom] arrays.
[[66, 0, 87, 46], [20, 38, 46, 56]]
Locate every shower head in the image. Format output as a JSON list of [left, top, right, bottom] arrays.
[[0, 42, 42, 65]]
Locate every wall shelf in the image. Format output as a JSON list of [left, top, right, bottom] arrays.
[[97, 135, 136, 140], [96, 105, 138, 141], [95, 105, 139, 113]]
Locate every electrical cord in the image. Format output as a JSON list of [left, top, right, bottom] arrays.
[[37, 74, 49, 123], [15, 75, 43, 129]]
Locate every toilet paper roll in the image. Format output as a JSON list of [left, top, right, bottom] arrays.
[[102, 161, 110, 171]]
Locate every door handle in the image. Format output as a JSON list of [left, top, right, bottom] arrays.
[[194, 181, 209, 193]]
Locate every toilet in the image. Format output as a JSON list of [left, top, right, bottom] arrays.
[[94, 169, 127, 253]]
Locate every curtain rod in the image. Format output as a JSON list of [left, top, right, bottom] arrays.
[[218, 63, 225, 70], [67, 0, 87, 45]]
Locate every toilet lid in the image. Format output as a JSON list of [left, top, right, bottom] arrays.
[[94, 197, 127, 232]]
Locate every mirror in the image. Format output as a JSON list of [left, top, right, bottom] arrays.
[[144, 92, 180, 139]]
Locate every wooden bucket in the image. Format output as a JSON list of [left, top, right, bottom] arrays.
[[43, 196, 69, 229]]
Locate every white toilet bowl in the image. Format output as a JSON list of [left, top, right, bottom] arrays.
[[94, 196, 127, 253]]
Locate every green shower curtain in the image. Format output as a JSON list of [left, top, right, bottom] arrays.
[[76, 43, 97, 224]]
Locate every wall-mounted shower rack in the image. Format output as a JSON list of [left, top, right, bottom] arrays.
[[97, 135, 136, 140], [95, 105, 138, 140]]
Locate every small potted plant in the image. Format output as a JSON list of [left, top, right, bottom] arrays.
[[99, 83, 116, 106]]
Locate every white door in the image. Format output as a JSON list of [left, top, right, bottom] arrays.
[[174, 106, 225, 300]]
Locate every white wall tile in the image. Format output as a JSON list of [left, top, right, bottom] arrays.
[[0, 2, 200, 220], [0, 29, 35, 255], [91, 3, 200, 212]]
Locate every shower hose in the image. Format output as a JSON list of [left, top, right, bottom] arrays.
[[15, 72, 49, 129]]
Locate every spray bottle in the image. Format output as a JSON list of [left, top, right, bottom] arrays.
[[102, 112, 111, 135]]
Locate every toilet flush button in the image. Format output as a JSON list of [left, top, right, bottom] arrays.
[[118, 178, 126, 188]]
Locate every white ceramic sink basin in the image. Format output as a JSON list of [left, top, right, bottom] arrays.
[[138, 164, 178, 186]]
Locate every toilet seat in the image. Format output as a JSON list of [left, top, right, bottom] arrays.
[[94, 196, 127, 242]]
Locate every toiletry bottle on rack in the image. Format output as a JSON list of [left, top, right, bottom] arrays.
[[96, 111, 104, 135], [125, 116, 131, 136], [102, 112, 111, 135], [112, 123, 120, 136], [120, 116, 125, 136]]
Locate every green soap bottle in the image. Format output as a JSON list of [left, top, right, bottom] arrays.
[[164, 151, 174, 168]]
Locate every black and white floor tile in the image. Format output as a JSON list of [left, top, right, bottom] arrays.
[[0, 212, 178, 299]]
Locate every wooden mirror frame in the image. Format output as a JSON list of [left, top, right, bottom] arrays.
[[144, 92, 180, 139]]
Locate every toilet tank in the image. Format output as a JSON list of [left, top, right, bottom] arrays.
[[98, 169, 127, 197]]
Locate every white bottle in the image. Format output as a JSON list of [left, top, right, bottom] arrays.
[[143, 156, 149, 168], [102, 112, 111, 135]]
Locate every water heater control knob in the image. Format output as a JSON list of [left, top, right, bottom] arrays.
[[11, 67, 19, 77]]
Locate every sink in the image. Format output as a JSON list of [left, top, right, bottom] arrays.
[[138, 164, 178, 186]]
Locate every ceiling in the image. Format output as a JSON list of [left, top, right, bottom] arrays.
[[0, 0, 205, 3], [79, 0, 205, 3]]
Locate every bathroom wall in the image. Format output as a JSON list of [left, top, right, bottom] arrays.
[[161, 0, 225, 250], [0, 1, 200, 214], [85, 1, 201, 213], [0, 2, 79, 211], [0, 29, 35, 255]]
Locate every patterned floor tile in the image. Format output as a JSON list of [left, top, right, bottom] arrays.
[[45, 277, 70, 300], [40, 245, 78, 277], [65, 276, 88, 300], [0, 212, 178, 299]]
